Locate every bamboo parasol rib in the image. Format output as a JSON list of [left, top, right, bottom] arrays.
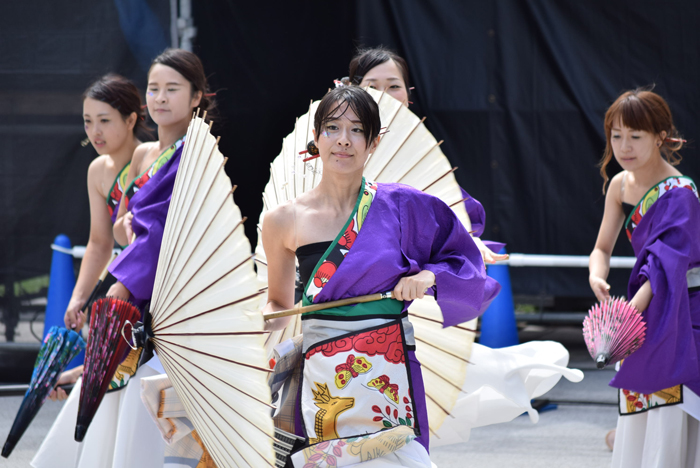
[[135, 113, 276, 467]]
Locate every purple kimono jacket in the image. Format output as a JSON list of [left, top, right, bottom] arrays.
[[109, 147, 183, 308], [296, 183, 501, 451], [610, 187, 700, 395]]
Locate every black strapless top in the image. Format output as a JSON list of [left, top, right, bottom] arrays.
[[622, 202, 634, 221], [296, 241, 333, 291]]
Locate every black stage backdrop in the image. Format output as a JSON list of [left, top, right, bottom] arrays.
[[2, 0, 700, 322], [191, 0, 356, 248], [354, 0, 700, 299], [0, 0, 170, 333]]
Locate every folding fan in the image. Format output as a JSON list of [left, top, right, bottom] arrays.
[[255, 88, 477, 435], [2, 326, 85, 457], [583, 297, 646, 368], [130, 113, 276, 467]]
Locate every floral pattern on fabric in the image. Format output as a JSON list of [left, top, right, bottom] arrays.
[[619, 383, 682, 415], [301, 322, 415, 452], [305, 179, 377, 303], [107, 162, 131, 219], [291, 425, 416, 468], [123, 136, 185, 211], [625, 176, 699, 240]]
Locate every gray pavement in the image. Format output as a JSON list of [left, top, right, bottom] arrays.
[[0, 325, 619, 467]]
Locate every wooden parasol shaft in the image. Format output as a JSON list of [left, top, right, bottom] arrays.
[[264, 291, 395, 320], [79, 252, 118, 316]]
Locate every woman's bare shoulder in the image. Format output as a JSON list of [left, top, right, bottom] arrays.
[[86, 155, 111, 192], [607, 172, 624, 203], [263, 201, 295, 231], [131, 141, 158, 171]]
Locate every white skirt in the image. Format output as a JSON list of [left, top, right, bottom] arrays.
[[432, 341, 584, 447], [612, 394, 700, 468], [31, 357, 166, 468]]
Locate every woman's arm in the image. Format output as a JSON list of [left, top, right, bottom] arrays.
[[589, 173, 625, 302], [113, 143, 150, 245], [629, 280, 653, 312], [106, 281, 131, 300], [472, 237, 508, 265], [64, 158, 115, 330], [261, 204, 297, 331]]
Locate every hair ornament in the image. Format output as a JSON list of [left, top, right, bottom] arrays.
[[334, 77, 351, 88], [665, 137, 687, 144], [81, 138, 90, 147], [299, 140, 320, 162]]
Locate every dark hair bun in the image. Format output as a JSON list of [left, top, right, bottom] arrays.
[[83, 74, 144, 133]]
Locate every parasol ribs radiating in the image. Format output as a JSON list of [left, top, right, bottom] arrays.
[[132, 112, 276, 467]]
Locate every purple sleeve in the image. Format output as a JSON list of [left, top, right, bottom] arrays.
[[461, 187, 485, 237], [610, 188, 700, 393], [399, 186, 501, 327], [460, 187, 506, 254], [109, 151, 182, 304]]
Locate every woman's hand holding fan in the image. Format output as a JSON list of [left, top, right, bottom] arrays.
[[582, 297, 646, 369]]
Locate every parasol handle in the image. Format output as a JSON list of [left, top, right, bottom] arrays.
[[263, 291, 395, 320]]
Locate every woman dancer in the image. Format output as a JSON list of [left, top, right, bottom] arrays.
[[33, 74, 145, 466], [62, 74, 143, 331], [263, 86, 500, 467], [47, 74, 143, 401], [33, 49, 213, 468], [589, 89, 700, 467], [346, 46, 506, 264]]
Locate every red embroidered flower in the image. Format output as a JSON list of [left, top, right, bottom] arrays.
[[338, 219, 357, 249], [635, 401, 644, 408], [313, 261, 337, 288]]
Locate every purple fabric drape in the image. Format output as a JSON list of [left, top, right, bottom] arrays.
[[610, 187, 700, 395], [109, 148, 183, 308], [314, 183, 501, 328]]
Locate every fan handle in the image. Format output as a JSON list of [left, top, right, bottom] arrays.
[[595, 353, 608, 369]]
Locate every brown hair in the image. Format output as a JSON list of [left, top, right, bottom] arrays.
[[599, 88, 684, 193], [150, 48, 216, 115], [83, 74, 145, 134], [348, 46, 410, 96]]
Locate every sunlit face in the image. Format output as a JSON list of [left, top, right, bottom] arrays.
[[83, 98, 135, 156], [359, 60, 409, 107], [610, 119, 665, 172], [146, 64, 201, 127], [314, 103, 378, 175]]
